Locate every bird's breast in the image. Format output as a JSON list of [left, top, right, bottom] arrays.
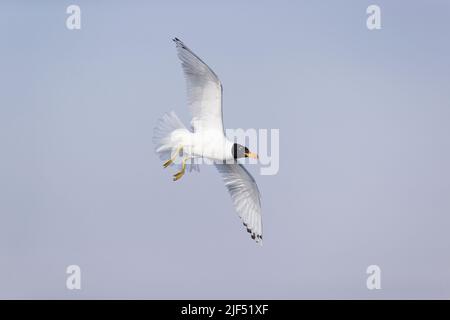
[[191, 132, 232, 161]]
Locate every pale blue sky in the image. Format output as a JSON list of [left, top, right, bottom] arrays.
[[1, 0, 450, 298]]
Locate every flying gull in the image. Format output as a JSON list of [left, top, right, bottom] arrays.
[[153, 38, 263, 244]]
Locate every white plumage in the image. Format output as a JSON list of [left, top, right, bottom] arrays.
[[153, 38, 263, 244]]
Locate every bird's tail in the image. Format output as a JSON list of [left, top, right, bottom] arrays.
[[152, 111, 200, 172]]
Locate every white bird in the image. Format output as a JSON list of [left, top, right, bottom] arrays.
[[153, 38, 262, 244]]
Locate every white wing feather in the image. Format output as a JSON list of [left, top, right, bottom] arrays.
[[215, 163, 263, 244], [173, 38, 224, 134]]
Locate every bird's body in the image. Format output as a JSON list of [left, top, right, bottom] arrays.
[[153, 38, 263, 244], [168, 128, 234, 161]]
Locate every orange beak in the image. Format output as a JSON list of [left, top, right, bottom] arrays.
[[245, 152, 259, 159]]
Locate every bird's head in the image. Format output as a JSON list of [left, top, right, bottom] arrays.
[[232, 143, 258, 159]]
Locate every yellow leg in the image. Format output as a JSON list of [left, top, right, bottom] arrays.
[[173, 157, 188, 181], [163, 146, 182, 168]]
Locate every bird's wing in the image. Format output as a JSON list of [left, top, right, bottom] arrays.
[[173, 38, 224, 134], [215, 163, 263, 244]]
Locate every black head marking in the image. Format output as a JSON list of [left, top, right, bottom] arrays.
[[232, 143, 250, 159]]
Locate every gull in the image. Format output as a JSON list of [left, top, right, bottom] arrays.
[[153, 38, 263, 244]]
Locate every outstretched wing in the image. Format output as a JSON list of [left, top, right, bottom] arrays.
[[173, 38, 224, 134], [215, 163, 263, 244]]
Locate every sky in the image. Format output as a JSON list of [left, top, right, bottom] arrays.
[[1, 0, 450, 299]]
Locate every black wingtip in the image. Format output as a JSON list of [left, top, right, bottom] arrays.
[[243, 222, 262, 244], [173, 37, 186, 49]]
